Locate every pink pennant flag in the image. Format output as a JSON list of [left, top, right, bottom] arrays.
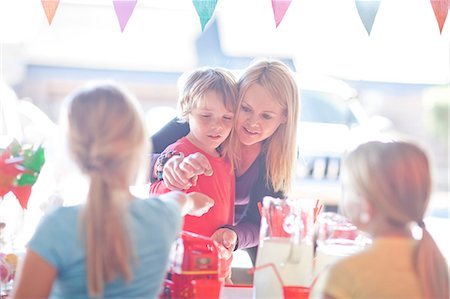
[[431, 0, 449, 33], [355, 0, 381, 35], [272, 0, 293, 28], [113, 0, 138, 32], [41, 0, 60, 25]]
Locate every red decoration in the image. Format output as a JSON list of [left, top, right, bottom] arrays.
[[431, 0, 449, 33], [0, 141, 45, 209]]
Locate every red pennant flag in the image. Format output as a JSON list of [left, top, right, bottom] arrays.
[[11, 186, 32, 209], [431, 0, 449, 33], [41, 0, 60, 25], [113, 0, 138, 32]]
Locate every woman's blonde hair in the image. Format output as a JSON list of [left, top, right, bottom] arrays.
[[177, 67, 238, 160], [230, 59, 299, 193], [66, 82, 149, 297], [344, 141, 449, 299]]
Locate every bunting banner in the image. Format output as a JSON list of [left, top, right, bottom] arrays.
[[430, 0, 449, 33], [113, 0, 138, 32], [272, 0, 293, 28], [41, 0, 60, 25], [355, 0, 381, 35], [192, 0, 218, 31]]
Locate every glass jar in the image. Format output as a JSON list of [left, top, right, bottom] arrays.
[[253, 197, 314, 299], [313, 212, 372, 278]]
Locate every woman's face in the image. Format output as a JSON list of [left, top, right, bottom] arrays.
[[235, 83, 286, 146]]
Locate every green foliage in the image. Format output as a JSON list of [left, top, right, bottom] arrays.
[[423, 86, 449, 148]]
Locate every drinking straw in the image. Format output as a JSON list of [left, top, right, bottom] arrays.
[[313, 200, 323, 224], [257, 202, 263, 216], [248, 263, 284, 287], [267, 204, 274, 236]]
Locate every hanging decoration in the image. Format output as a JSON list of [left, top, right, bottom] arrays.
[[41, 0, 60, 25], [355, 0, 381, 35], [192, 0, 218, 31], [272, 0, 293, 28], [430, 0, 449, 33], [0, 140, 45, 209], [113, 0, 138, 32]]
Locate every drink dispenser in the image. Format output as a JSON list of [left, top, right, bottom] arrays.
[[253, 197, 314, 299]]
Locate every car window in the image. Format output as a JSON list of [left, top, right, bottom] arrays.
[[300, 90, 358, 126]]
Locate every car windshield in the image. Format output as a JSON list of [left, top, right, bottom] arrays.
[[300, 90, 358, 126]]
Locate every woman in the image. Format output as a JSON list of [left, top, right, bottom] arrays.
[[12, 82, 213, 299], [151, 58, 299, 264]]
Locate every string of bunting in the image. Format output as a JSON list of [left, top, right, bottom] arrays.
[[38, 0, 449, 34]]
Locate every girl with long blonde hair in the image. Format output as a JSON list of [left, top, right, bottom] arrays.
[[312, 141, 449, 299], [13, 82, 213, 298]]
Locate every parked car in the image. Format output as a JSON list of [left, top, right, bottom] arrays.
[[291, 74, 388, 207]]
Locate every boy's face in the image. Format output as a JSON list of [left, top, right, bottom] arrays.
[[187, 90, 234, 155]]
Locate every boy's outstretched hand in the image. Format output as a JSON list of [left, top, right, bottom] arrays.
[[161, 191, 214, 217], [185, 191, 214, 216]]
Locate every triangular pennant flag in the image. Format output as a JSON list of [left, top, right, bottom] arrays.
[[41, 0, 60, 25], [11, 186, 32, 209], [192, 0, 218, 31], [272, 0, 293, 28], [355, 0, 381, 35], [113, 0, 138, 32], [431, 0, 449, 33]]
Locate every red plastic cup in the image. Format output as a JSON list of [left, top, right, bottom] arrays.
[[283, 286, 310, 299], [192, 279, 222, 299]]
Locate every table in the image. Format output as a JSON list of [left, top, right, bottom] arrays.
[[221, 285, 253, 299]]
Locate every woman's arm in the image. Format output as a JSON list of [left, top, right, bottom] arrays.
[[150, 118, 189, 153], [12, 249, 56, 299], [149, 118, 190, 182], [226, 157, 284, 250]]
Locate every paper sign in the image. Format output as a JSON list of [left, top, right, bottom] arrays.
[[113, 0, 138, 32], [272, 0, 292, 28], [41, 0, 60, 25], [192, 0, 218, 31], [431, 0, 449, 33], [355, 0, 381, 35]]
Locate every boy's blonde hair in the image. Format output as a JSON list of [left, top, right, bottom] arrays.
[[229, 59, 299, 193], [344, 141, 449, 299], [66, 82, 149, 297], [177, 67, 238, 158]]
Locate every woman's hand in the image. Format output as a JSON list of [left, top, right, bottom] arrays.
[[163, 152, 213, 190], [211, 228, 237, 260]]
